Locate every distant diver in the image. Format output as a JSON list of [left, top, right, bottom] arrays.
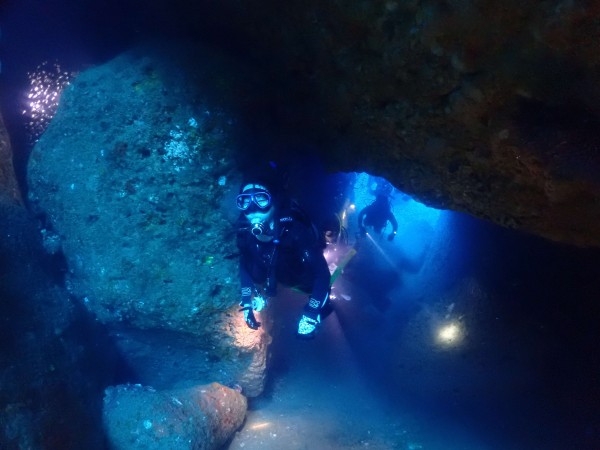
[[321, 212, 349, 246], [357, 194, 398, 241]]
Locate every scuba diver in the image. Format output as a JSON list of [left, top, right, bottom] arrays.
[[357, 194, 398, 241], [236, 174, 331, 338], [321, 212, 348, 247]]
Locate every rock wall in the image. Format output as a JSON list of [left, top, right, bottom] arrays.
[[27, 43, 270, 397], [134, 0, 600, 247], [0, 113, 113, 448]]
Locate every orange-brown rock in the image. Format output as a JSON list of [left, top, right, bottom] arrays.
[[103, 382, 247, 449]]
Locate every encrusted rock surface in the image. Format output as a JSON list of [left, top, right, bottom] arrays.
[[27, 44, 269, 396], [103, 382, 247, 449]]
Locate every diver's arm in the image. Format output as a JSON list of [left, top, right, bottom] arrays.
[[291, 220, 331, 337], [265, 245, 278, 297], [389, 211, 398, 233], [292, 221, 330, 310], [237, 235, 260, 329], [389, 212, 398, 232], [239, 256, 254, 305], [387, 211, 399, 241], [296, 245, 330, 338], [237, 232, 254, 303], [306, 247, 331, 310], [239, 257, 261, 329]]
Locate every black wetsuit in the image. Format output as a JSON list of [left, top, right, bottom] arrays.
[[237, 206, 330, 315], [358, 199, 398, 235]]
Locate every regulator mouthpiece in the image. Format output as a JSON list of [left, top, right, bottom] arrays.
[[251, 222, 266, 236]]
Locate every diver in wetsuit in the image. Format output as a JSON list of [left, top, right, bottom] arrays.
[[357, 194, 398, 241], [236, 179, 330, 338]]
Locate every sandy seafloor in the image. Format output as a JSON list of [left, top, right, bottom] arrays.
[[228, 285, 492, 450]]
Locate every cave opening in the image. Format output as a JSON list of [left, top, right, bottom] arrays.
[[251, 167, 600, 450]]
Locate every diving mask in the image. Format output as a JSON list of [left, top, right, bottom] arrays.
[[236, 188, 272, 211]]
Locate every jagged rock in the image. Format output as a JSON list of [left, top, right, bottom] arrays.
[[27, 44, 269, 396], [103, 382, 247, 450]]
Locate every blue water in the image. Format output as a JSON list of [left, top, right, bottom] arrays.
[[277, 168, 600, 449]]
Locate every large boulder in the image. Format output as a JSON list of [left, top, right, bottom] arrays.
[[27, 43, 270, 396], [103, 382, 247, 450]]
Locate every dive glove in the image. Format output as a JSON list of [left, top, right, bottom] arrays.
[[297, 299, 322, 338], [239, 304, 260, 329], [251, 294, 268, 312], [297, 313, 320, 338]]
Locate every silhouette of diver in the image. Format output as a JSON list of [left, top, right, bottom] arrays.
[[357, 194, 398, 241]]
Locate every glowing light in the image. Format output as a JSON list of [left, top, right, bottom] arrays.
[[436, 322, 463, 346], [23, 61, 75, 143], [249, 422, 271, 430], [439, 323, 459, 341], [323, 247, 340, 268]]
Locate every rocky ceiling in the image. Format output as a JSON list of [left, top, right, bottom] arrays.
[[137, 0, 599, 248], [4, 0, 600, 247]]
